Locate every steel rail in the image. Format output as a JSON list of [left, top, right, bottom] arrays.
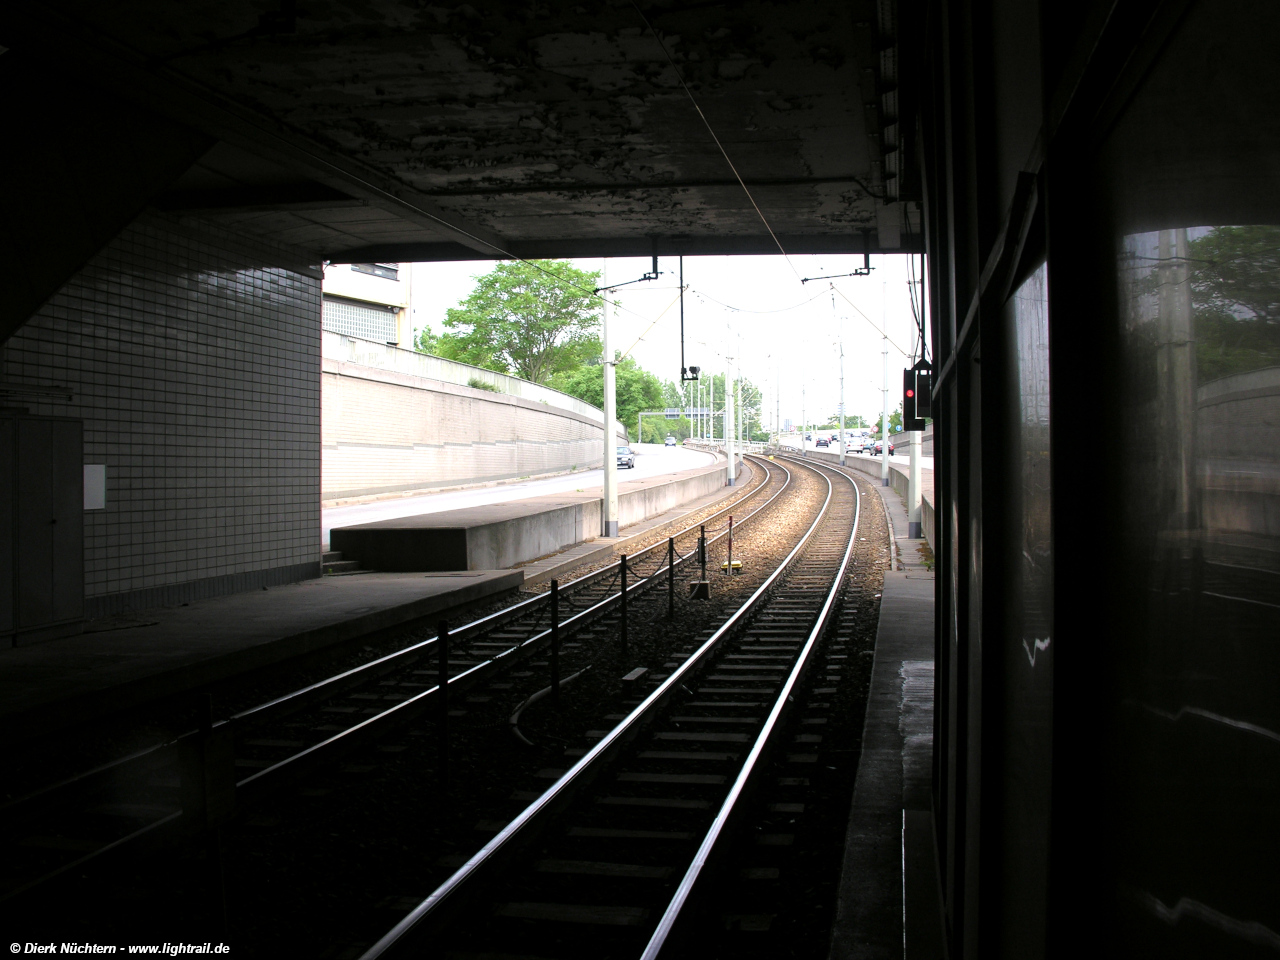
[[360, 457, 836, 960], [641, 459, 861, 957], [1, 457, 778, 820], [230, 454, 779, 727], [234, 456, 793, 794], [0, 457, 790, 906]]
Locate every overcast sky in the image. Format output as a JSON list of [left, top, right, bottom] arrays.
[[408, 253, 928, 429]]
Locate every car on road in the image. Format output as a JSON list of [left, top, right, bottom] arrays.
[[873, 439, 896, 456], [860, 437, 877, 455], [815, 438, 829, 447], [617, 445, 635, 468], [664, 436, 677, 446]]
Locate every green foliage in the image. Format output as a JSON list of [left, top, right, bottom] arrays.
[[552, 357, 664, 442], [1187, 225, 1280, 381], [873, 405, 903, 436], [430, 260, 603, 384], [467, 377, 499, 392]]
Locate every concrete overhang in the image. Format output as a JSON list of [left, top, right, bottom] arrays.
[[3, 1, 920, 263]]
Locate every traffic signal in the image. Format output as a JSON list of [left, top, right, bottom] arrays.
[[903, 368, 920, 427], [903, 362, 932, 430]]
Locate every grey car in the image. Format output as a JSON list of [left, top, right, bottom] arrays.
[[617, 445, 635, 468]]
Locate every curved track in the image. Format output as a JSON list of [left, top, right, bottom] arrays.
[[362, 456, 862, 959], [0, 456, 790, 904]]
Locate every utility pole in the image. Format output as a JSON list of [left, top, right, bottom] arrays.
[[881, 280, 890, 487], [602, 261, 619, 536]]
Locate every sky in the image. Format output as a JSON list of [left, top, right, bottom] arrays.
[[408, 252, 928, 431]]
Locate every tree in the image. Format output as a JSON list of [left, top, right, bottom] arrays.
[[873, 404, 904, 436], [552, 357, 664, 442], [430, 260, 603, 384], [1186, 225, 1280, 381]]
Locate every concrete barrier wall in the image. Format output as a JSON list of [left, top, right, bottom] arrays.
[[324, 331, 612, 422], [322, 350, 628, 501]]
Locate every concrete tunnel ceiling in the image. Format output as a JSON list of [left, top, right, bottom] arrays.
[[25, 0, 919, 262]]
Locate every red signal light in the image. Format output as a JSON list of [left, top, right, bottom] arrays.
[[906, 388, 914, 398]]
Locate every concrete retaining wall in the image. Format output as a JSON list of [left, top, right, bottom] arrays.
[[322, 341, 628, 501]]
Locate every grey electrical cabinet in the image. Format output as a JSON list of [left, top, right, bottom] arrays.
[[1, 414, 84, 646]]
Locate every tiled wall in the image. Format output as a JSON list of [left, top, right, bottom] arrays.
[[0, 210, 322, 615]]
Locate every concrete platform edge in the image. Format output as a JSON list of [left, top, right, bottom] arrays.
[[1, 570, 523, 744]]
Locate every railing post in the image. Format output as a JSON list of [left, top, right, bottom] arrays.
[[620, 554, 628, 654], [667, 537, 675, 620], [438, 619, 449, 798], [699, 525, 707, 581], [550, 579, 560, 701], [727, 516, 734, 575]]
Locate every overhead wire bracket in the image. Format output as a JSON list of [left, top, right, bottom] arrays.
[[802, 229, 875, 283]]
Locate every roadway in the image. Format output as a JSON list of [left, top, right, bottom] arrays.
[[322, 442, 717, 546]]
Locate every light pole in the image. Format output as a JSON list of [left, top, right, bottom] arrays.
[[602, 261, 619, 536]]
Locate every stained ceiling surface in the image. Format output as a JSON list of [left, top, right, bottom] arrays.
[[37, 0, 914, 260]]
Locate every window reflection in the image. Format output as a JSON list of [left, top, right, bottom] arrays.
[[1115, 225, 1280, 949]]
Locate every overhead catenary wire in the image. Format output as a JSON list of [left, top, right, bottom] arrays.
[[690, 288, 829, 314], [829, 282, 912, 357], [630, 0, 805, 284]]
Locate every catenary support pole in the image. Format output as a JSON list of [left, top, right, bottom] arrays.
[[602, 261, 619, 536], [839, 336, 847, 466], [881, 281, 890, 487], [801, 385, 807, 457], [726, 350, 736, 485], [908, 310, 923, 538]]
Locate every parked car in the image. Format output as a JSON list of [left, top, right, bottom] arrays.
[[664, 436, 677, 446], [815, 438, 829, 447], [617, 445, 635, 468]]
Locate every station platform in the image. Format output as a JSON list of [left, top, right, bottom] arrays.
[[828, 470, 945, 959], [0, 569, 521, 743]]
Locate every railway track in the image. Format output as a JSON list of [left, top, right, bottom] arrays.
[[361, 457, 861, 959], [0, 455, 789, 907]]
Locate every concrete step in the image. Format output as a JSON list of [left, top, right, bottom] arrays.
[[322, 550, 343, 563], [323, 559, 362, 574]]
